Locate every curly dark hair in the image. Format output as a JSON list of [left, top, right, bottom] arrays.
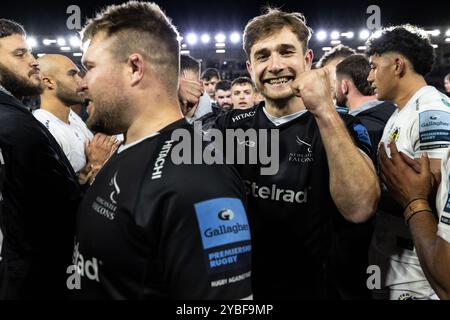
[[365, 24, 435, 76]]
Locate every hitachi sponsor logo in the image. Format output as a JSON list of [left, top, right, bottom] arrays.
[[232, 111, 256, 123], [72, 242, 100, 282], [244, 180, 308, 203], [204, 223, 249, 238], [151, 139, 174, 180]]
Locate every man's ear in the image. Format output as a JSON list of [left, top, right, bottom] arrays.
[[127, 53, 145, 86], [42, 77, 55, 90], [341, 79, 350, 95], [304, 49, 314, 71], [394, 56, 406, 77], [246, 59, 254, 82]]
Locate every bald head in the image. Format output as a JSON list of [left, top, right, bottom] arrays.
[[38, 54, 84, 106]]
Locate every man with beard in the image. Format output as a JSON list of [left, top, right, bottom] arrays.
[[0, 19, 83, 299], [70, 2, 252, 299], [34, 54, 119, 184], [210, 8, 380, 299]]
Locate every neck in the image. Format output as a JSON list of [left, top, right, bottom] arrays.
[[264, 95, 306, 117], [125, 93, 184, 145], [347, 94, 378, 112], [395, 75, 427, 110], [40, 94, 71, 123]]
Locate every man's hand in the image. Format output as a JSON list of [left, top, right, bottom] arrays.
[[79, 134, 120, 185], [86, 133, 120, 167], [178, 77, 204, 116], [379, 142, 432, 208], [290, 67, 335, 116]]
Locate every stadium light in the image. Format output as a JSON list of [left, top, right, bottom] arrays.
[[43, 39, 56, 46], [73, 53, 83, 57], [186, 33, 198, 45], [446, 38, 450, 43], [316, 30, 327, 41], [343, 31, 354, 39], [322, 47, 332, 51], [215, 43, 226, 48], [37, 53, 45, 57], [215, 33, 226, 43], [357, 46, 367, 51], [201, 33, 210, 44], [57, 37, 66, 46], [230, 32, 241, 43], [70, 36, 81, 48], [27, 37, 38, 48], [331, 40, 341, 45], [359, 29, 370, 40], [60, 46, 71, 51], [330, 31, 340, 40], [216, 49, 226, 54], [446, 29, 450, 37], [180, 50, 190, 55]]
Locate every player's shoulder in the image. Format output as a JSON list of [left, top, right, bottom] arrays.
[[416, 86, 450, 112]]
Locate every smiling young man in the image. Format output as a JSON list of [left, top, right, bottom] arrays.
[[213, 8, 380, 299], [366, 24, 450, 300]]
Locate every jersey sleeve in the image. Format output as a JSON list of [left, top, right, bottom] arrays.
[[412, 97, 450, 159], [157, 164, 252, 299]]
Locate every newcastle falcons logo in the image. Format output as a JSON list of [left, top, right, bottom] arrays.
[[296, 136, 312, 153], [109, 172, 120, 204]]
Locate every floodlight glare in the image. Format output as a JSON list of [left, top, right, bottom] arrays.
[[215, 33, 226, 43], [186, 33, 198, 45], [359, 30, 370, 40], [230, 32, 240, 43], [201, 33, 210, 44], [316, 30, 327, 41]]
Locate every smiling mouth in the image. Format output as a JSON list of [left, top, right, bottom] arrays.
[[264, 76, 294, 85]]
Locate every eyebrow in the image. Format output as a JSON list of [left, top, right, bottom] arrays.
[[253, 43, 297, 57], [12, 48, 29, 54]]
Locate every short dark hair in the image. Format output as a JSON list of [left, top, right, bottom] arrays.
[[365, 24, 435, 76], [200, 68, 220, 81], [215, 80, 231, 92], [180, 54, 200, 76], [81, 1, 180, 90], [231, 77, 255, 90], [336, 55, 373, 96], [0, 19, 26, 39], [316, 45, 356, 68], [243, 8, 311, 58]]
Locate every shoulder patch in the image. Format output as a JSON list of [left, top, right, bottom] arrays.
[[194, 197, 251, 275], [352, 123, 372, 146], [419, 110, 450, 146]]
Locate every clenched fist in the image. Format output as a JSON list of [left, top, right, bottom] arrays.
[[291, 67, 335, 116], [178, 77, 204, 115]]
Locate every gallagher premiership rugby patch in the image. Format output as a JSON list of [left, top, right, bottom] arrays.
[[194, 198, 251, 277], [419, 110, 450, 148]]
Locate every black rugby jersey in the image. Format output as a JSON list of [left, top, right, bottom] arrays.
[[71, 119, 252, 299], [0, 92, 82, 299], [213, 103, 372, 299]]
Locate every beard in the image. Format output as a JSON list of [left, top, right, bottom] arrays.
[[86, 94, 130, 135], [56, 80, 84, 106], [335, 91, 347, 108], [0, 62, 43, 97]]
